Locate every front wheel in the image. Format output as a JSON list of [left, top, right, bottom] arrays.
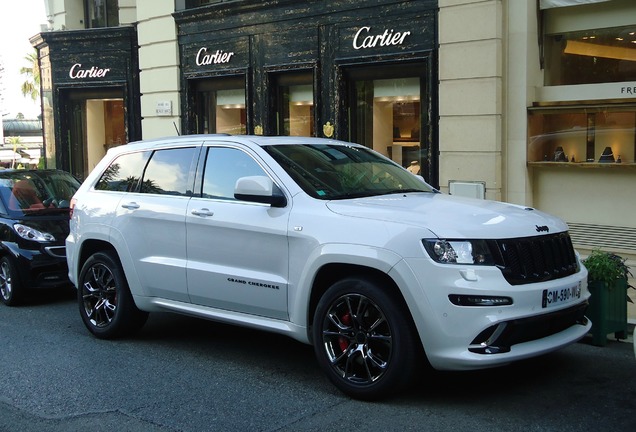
[[312, 276, 419, 400], [78, 251, 148, 339], [0, 256, 22, 306]]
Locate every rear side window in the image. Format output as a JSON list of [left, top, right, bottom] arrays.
[[95, 151, 151, 192], [141, 147, 197, 196]]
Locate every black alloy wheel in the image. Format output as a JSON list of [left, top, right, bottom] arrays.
[[0, 256, 22, 306], [312, 276, 419, 400], [78, 251, 148, 339]]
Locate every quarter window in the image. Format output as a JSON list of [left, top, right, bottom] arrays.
[[202, 147, 268, 200]]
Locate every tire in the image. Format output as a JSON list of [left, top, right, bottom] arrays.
[[312, 276, 419, 400], [0, 256, 22, 306], [78, 251, 148, 339]]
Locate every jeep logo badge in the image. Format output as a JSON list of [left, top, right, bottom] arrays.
[[536, 225, 549, 233]]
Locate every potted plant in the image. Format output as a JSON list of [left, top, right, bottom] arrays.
[[583, 249, 634, 346]]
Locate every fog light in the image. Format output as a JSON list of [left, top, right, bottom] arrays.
[[449, 295, 513, 306]]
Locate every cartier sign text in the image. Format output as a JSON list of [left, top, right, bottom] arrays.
[[353, 26, 411, 50], [196, 47, 235, 66], [69, 63, 110, 79]]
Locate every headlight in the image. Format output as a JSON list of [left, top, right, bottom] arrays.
[[423, 239, 494, 265], [14, 224, 56, 242]]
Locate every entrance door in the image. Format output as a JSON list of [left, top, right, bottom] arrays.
[[68, 99, 86, 180], [346, 64, 433, 184], [271, 71, 315, 136], [193, 76, 247, 135], [61, 88, 126, 180]]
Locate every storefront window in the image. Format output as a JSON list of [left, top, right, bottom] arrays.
[[544, 25, 636, 86], [352, 77, 422, 173], [528, 106, 636, 164], [85, 0, 119, 28], [196, 78, 247, 135], [274, 73, 314, 137]]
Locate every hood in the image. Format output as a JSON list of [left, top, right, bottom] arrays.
[[326, 193, 569, 239]]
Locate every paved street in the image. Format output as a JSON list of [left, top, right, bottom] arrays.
[[1, 290, 635, 432]]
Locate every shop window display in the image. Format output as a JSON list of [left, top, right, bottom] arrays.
[[528, 107, 636, 164]]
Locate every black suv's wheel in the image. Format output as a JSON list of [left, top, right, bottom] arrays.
[[0, 256, 22, 306], [78, 251, 148, 339], [312, 276, 419, 400]]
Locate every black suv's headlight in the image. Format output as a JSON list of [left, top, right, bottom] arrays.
[[423, 239, 495, 265], [14, 223, 56, 242]]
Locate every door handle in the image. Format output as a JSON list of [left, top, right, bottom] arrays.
[[191, 208, 214, 217], [121, 202, 140, 210]]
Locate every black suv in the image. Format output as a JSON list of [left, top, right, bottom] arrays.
[[0, 169, 80, 305]]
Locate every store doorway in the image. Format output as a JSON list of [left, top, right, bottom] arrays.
[[346, 64, 432, 183], [62, 89, 126, 180], [193, 76, 247, 135], [271, 71, 315, 137]]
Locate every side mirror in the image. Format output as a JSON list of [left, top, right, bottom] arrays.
[[234, 176, 287, 207]]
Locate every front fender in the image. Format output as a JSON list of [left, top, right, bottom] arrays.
[[287, 242, 404, 336]]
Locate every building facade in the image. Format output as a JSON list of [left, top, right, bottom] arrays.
[[33, 0, 636, 265]]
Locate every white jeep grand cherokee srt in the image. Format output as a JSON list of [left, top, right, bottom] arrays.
[[66, 135, 591, 400]]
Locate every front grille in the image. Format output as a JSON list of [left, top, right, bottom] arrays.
[[493, 232, 578, 285]]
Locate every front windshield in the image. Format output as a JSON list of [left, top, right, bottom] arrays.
[[0, 171, 80, 216], [264, 143, 435, 199]]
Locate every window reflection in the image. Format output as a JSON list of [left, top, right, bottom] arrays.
[[202, 147, 267, 200], [141, 148, 196, 196], [95, 151, 151, 192]]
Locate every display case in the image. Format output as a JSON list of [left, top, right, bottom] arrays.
[[527, 105, 636, 168]]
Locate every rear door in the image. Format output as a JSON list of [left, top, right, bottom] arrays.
[[185, 143, 290, 319], [110, 146, 199, 302]]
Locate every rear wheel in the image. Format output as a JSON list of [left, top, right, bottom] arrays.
[[0, 256, 22, 306], [312, 276, 419, 400], [78, 251, 148, 339]]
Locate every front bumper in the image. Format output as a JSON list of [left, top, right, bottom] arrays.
[[391, 257, 591, 371], [10, 243, 71, 290]]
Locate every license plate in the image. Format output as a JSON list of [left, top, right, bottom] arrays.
[[542, 282, 582, 308]]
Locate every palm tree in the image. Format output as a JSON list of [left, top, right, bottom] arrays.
[[7, 136, 22, 169], [20, 49, 40, 103]]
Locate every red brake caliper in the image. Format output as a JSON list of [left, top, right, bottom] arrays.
[[338, 313, 351, 352]]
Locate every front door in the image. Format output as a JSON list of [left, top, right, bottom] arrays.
[[186, 143, 290, 319]]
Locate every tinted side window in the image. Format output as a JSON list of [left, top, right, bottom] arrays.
[[95, 151, 151, 192], [202, 147, 267, 200], [141, 148, 197, 196]]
